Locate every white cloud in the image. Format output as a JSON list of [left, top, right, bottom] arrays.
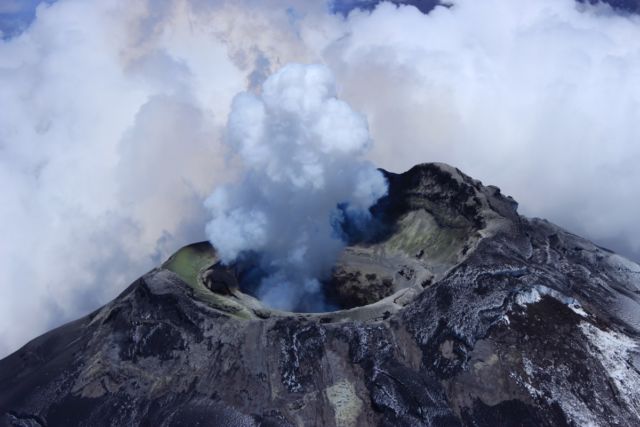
[[1, 0, 640, 356], [0, 0, 246, 356], [325, 0, 640, 254]]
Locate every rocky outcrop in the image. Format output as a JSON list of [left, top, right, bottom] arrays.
[[1, 163, 639, 426]]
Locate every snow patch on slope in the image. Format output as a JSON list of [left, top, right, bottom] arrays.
[[606, 254, 640, 289], [580, 322, 640, 419], [516, 285, 588, 317], [516, 355, 600, 427]]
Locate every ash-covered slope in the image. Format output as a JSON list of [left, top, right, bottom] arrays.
[[2, 163, 640, 427]]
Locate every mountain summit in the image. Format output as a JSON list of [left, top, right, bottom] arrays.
[[1, 163, 639, 426]]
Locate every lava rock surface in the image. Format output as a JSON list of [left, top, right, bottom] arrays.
[[1, 163, 640, 426]]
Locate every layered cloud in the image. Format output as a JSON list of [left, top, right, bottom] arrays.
[[1, 0, 640, 356]]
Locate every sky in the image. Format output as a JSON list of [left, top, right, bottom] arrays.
[[1, 0, 639, 357]]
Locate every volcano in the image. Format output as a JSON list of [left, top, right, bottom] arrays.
[[1, 163, 639, 426]]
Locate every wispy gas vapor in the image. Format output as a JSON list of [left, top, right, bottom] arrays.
[[205, 64, 387, 311]]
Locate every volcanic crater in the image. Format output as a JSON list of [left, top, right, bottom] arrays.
[[163, 163, 509, 322]]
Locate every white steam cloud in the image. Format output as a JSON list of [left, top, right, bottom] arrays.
[[1, 0, 640, 356], [205, 64, 386, 311]]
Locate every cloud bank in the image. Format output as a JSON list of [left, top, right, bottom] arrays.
[[1, 0, 640, 356], [329, 0, 640, 256], [0, 0, 246, 356]]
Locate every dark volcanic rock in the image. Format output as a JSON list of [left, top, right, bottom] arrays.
[[2, 163, 640, 426]]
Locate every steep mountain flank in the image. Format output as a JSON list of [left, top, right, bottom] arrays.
[[2, 163, 639, 426]]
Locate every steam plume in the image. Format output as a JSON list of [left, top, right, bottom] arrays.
[[205, 64, 387, 311]]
